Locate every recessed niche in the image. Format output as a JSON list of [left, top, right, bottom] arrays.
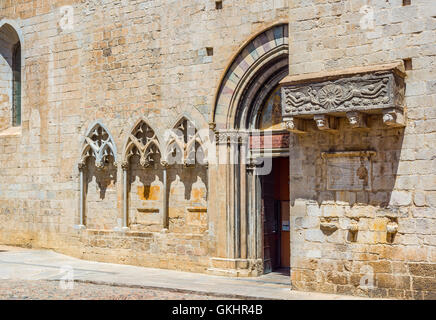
[[403, 58, 413, 71]]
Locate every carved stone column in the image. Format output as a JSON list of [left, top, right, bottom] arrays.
[[246, 159, 263, 268], [239, 137, 248, 260], [161, 160, 169, 231], [246, 161, 258, 260], [121, 161, 129, 231], [208, 131, 263, 276], [216, 131, 244, 258], [76, 162, 86, 230]]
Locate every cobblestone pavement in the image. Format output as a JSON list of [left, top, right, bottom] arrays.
[[0, 280, 229, 300]]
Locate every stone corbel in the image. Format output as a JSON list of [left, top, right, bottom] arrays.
[[346, 111, 367, 129], [313, 115, 338, 133], [383, 108, 405, 128], [283, 117, 307, 134]]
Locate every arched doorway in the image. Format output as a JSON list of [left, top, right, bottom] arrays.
[[255, 86, 290, 274], [211, 23, 290, 275]]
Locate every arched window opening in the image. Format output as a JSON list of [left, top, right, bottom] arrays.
[[12, 42, 21, 126], [0, 23, 21, 129]]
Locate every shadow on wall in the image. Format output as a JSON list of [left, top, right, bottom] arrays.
[[129, 154, 164, 200], [85, 156, 118, 200], [289, 116, 405, 209], [167, 165, 208, 202], [83, 156, 118, 230]]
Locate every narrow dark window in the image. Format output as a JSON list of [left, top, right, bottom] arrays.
[[403, 0, 411, 6], [12, 42, 21, 126]]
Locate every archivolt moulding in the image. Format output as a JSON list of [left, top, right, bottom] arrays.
[[212, 23, 289, 130]]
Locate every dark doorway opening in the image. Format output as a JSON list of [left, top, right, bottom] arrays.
[[262, 157, 290, 274]]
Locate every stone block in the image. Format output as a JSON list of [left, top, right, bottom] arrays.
[[305, 229, 325, 243], [389, 191, 412, 206]]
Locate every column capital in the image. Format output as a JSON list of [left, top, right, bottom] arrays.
[[246, 158, 263, 172], [216, 130, 249, 145], [121, 161, 129, 170], [78, 161, 86, 171], [160, 160, 170, 168]]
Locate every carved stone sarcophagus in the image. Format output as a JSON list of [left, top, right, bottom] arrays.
[[280, 62, 406, 132]]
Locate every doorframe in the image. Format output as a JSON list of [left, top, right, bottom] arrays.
[[248, 129, 290, 271], [258, 155, 290, 274]]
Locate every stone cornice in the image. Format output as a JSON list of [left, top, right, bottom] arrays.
[[279, 61, 406, 86]]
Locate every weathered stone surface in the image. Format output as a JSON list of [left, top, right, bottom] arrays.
[[286, 0, 436, 300], [0, 0, 435, 301], [281, 68, 405, 116]]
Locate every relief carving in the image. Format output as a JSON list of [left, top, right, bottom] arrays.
[[282, 73, 401, 116], [280, 63, 407, 132]]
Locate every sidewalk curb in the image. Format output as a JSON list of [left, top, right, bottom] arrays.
[[48, 279, 277, 300]]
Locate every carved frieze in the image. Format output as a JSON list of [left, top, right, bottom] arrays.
[[280, 63, 406, 130], [282, 72, 404, 115]]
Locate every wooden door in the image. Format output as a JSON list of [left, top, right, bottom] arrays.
[[262, 174, 279, 273], [280, 201, 290, 268], [262, 157, 290, 273]]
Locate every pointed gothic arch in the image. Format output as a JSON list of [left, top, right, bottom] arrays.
[[120, 119, 165, 231], [122, 119, 162, 168], [164, 116, 208, 166], [77, 121, 118, 229], [79, 121, 118, 169]]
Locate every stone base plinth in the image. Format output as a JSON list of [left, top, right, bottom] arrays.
[[207, 257, 263, 277]]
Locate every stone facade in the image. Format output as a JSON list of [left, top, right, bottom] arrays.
[[0, 0, 435, 300], [0, 0, 288, 273], [283, 0, 436, 299]]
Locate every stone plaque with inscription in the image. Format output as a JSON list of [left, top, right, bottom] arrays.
[[322, 151, 375, 191]]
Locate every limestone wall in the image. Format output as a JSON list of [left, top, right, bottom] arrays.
[[288, 0, 436, 299], [0, 0, 435, 299], [0, 0, 288, 273]]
